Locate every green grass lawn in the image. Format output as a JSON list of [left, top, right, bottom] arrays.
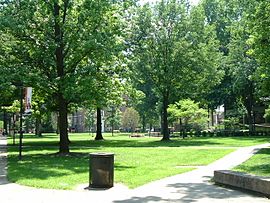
[[10, 132, 270, 147], [7, 133, 270, 190], [234, 148, 270, 177]]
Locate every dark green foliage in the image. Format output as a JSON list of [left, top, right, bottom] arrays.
[[0, 0, 129, 153], [130, 0, 222, 140]]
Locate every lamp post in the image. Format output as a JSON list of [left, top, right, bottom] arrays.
[[19, 85, 24, 160], [111, 106, 115, 137]]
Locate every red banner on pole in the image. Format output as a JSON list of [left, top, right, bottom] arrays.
[[24, 87, 32, 114]]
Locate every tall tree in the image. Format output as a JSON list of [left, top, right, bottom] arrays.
[[130, 0, 221, 140], [134, 80, 159, 133], [79, 57, 127, 140], [246, 1, 270, 99], [202, 0, 260, 131], [106, 107, 121, 136], [201, 0, 241, 116], [121, 107, 140, 132], [228, 13, 258, 131], [0, 0, 129, 153]]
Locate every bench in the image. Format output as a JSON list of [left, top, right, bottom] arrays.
[[214, 170, 270, 197], [148, 132, 161, 137], [129, 134, 144, 138]]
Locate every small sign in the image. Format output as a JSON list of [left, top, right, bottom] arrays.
[[24, 87, 32, 114]]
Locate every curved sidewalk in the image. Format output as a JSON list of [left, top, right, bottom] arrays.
[[0, 136, 269, 203]]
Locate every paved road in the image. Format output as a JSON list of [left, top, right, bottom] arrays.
[[0, 136, 269, 203]]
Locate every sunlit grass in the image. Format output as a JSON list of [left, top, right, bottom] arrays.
[[7, 133, 269, 190], [234, 148, 270, 177]]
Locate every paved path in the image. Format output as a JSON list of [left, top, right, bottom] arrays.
[[0, 136, 8, 185], [0, 136, 269, 203]]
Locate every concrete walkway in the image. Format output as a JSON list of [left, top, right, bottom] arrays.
[[0, 136, 8, 185], [0, 136, 269, 203]]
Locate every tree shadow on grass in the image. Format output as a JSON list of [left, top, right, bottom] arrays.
[[114, 196, 169, 203], [70, 139, 224, 148], [235, 148, 270, 176], [114, 163, 136, 171], [70, 136, 270, 148], [166, 182, 266, 202], [7, 152, 135, 183], [9, 135, 270, 148], [10, 139, 223, 149], [8, 153, 87, 181], [255, 148, 270, 155]]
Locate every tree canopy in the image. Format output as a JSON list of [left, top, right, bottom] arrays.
[[129, 0, 222, 140], [1, 0, 270, 148], [0, 0, 132, 153]]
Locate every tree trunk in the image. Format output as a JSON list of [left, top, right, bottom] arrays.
[[246, 100, 255, 133], [142, 114, 146, 133], [224, 103, 228, 130], [12, 113, 16, 145], [95, 107, 104, 140], [54, 2, 70, 154], [245, 83, 255, 134], [211, 109, 214, 126], [56, 113, 60, 135], [35, 117, 42, 137], [58, 94, 69, 153], [111, 108, 114, 136], [149, 123, 152, 136], [180, 118, 184, 139], [111, 121, 114, 136], [247, 106, 253, 133], [3, 110, 8, 136], [208, 107, 210, 128], [161, 93, 170, 141], [160, 103, 163, 135], [8, 115, 12, 136]]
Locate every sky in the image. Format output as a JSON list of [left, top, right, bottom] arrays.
[[140, 0, 200, 6]]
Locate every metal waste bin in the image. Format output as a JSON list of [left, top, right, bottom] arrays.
[[89, 152, 114, 188]]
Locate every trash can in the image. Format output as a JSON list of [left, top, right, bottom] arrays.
[[89, 152, 114, 188]]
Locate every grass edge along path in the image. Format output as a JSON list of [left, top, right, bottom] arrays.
[[234, 147, 270, 177]]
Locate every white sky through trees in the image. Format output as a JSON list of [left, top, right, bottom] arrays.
[[140, 0, 200, 5]]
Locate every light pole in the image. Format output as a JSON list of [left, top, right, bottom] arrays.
[[111, 106, 115, 137], [19, 84, 24, 160], [12, 113, 16, 146]]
